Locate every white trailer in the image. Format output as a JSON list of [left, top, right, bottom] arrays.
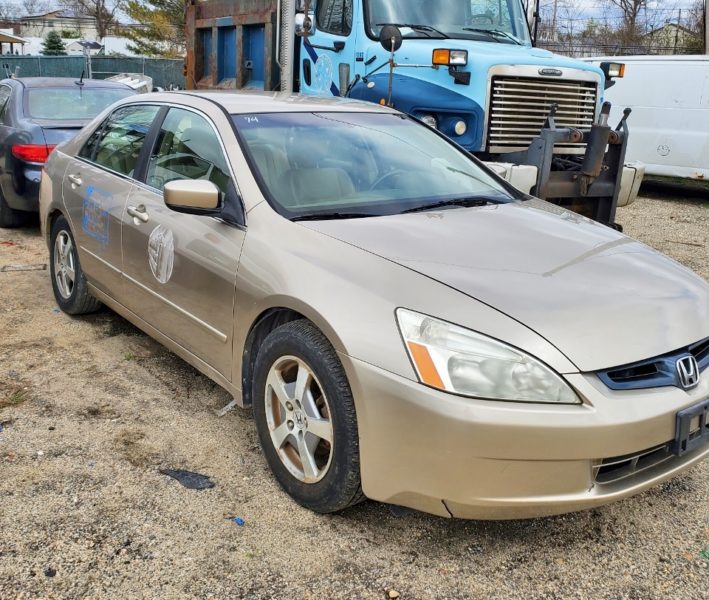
[[583, 55, 709, 182]]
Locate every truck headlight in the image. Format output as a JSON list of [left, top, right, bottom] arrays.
[[420, 114, 438, 129], [396, 309, 580, 404], [600, 62, 625, 79], [432, 49, 468, 66]]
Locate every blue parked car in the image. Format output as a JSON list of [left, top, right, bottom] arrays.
[[0, 77, 135, 227]]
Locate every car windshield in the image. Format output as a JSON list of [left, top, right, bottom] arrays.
[[25, 87, 134, 120], [366, 0, 532, 45], [233, 111, 515, 219]]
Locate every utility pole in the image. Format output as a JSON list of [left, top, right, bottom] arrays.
[[552, 0, 559, 41], [674, 9, 681, 54]]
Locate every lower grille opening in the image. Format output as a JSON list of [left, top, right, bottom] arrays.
[[594, 443, 673, 485]]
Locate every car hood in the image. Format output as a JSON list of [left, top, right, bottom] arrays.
[[302, 200, 709, 372]]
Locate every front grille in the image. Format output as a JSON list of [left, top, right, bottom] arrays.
[[597, 336, 709, 391], [487, 76, 598, 153], [594, 443, 673, 485]]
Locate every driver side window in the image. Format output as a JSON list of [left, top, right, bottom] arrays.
[[146, 107, 231, 195], [316, 0, 353, 36]]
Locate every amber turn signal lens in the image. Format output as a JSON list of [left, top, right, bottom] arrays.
[[406, 341, 445, 389], [432, 49, 451, 66]]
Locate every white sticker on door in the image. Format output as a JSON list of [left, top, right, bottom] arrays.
[[148, 225, 174, 284], [314, 54, 334, 93]]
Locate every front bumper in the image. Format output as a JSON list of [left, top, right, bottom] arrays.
[[341, 354, 709, 519]]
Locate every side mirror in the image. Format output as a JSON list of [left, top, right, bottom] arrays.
[[295, 12, 315, 37], [164, 179, 221, 215], [379, 25, 402, 52]]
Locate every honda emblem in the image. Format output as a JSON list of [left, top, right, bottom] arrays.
[[676, 356, 699, 390]]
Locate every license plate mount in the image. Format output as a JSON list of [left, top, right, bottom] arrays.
[[672, 398, 709, 457]]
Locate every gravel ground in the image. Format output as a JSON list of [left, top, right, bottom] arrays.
[[0, 185, 707, 599]]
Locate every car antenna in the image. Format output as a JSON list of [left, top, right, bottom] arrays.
[[75, 70, 85, 87]]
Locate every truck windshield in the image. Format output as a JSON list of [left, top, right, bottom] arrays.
[[366, 0, 531, 45], [233, 111, 514, 220]]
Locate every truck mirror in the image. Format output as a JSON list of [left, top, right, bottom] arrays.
[[295, 13, 315, 37], [379, 25, 402, 52]]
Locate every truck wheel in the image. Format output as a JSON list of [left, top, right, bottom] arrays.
[[252, 320, 364, 513], [0, 190, 26, 228], [50, 216, 101, 315]]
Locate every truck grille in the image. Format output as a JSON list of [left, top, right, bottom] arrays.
[[488, 76, 598, 153]]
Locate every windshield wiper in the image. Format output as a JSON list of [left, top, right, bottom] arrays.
[[401, 197, 502, 214], [462, 27, 522, 45], [376, 23, 449, 39], [291, 212, 375, 222]]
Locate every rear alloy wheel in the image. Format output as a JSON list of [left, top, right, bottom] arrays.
[[252, 320, 363, 513], [49, 216, 101, 315]]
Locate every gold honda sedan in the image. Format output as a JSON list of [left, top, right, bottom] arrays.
[[39, 92, 709, 519]]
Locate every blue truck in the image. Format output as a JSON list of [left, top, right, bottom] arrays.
[[185, 0, 644, 225]]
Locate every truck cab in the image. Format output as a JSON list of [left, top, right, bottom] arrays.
[[302, 0, 603, 158]]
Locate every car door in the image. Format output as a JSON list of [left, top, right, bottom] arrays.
[[120, 105, 245, 379], [62, 104, 162, 298], [301, 0, 356, 96]]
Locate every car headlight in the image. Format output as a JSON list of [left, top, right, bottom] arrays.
[[396, 309, 580, 404]]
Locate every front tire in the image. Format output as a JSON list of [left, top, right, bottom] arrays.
[[49, 216, 101, 315], [252, 320, 363, 513]]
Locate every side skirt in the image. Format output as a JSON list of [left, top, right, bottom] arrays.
[[88, 283, 244, 407]]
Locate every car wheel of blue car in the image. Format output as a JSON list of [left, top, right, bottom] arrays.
[[253, 319, 364, 513], [50, 216, 102, 315]]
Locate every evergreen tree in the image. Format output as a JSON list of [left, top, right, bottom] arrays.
[[41, 32, 68, 56], [124, 0, 185, 58]]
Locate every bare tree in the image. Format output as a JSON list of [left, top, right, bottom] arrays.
[[60, 0, 125, 39], [0, 1, 21, 20], [604, 0, 647, 42], [686, 0, 706, 51], [21, 0, 54, 16]]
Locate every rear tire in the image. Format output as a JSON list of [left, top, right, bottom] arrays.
[[49, 216, 101, 315], [252, 320, 364, 513], [0, 190, 26, 228]]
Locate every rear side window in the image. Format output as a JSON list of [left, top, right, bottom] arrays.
[[80, 105, 160, 177], [25, 87, 134, 120], [316, 0, 353, 36], [146, 107, 231, 195]]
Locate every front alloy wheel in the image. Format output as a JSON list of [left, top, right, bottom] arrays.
[[265, 356, 334, 483]]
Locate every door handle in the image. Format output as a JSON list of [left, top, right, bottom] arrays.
[[67, 173, 82, 186], [127, 204, 149, 224], [305, 40, 345, 53]]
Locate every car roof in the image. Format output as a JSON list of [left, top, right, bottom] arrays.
[[4, 77, 133, 90], [135, 90, 399, 115]]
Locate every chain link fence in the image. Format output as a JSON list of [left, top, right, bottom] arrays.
[[0, 56, 184, 89], [537, 42, 700, 58]]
